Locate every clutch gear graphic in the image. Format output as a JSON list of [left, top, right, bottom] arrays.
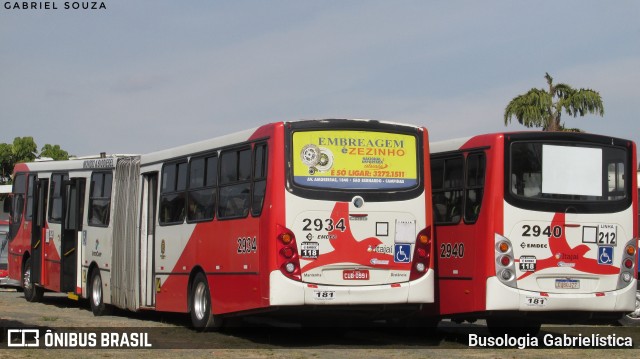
[[300, 144, 334, 174]]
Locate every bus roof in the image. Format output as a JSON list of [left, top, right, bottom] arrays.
[[141, 126, 261, 165], [12, 154, 140, 174], [429, 136, 473, 154], [430, 131, 635, 155], [140, 119, 424, 165]]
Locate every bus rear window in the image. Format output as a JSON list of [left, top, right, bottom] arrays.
[[291, 130, 418, 190], [509, 142, 628, 202]]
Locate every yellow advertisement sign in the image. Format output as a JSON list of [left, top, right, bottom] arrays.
[[292, 130, 418, 189]]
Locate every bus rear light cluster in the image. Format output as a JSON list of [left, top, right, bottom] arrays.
[[409, 227, 432, 281], [495, 233, 517, 288], [618, 239, 637, 288], [277, 225, 301, 281]]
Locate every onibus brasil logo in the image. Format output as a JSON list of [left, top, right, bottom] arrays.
[[6, 329, 152, 348]]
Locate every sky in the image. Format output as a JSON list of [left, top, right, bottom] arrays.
[[1, 1, 639, 158]]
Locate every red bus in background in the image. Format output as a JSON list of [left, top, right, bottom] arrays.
[[427, 132, 637, 334], [0, 184, 19, 286], [8, 119, 434, 329]]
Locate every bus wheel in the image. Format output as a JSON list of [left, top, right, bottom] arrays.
[[190, 272, 222, 331], [619, 288, 640, 326], [486, 317, 541, 337], [89, 269, 111, 316], [23, 257, 43, 302]]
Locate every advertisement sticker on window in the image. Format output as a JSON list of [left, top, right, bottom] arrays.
[[292, 130, 418, 190]]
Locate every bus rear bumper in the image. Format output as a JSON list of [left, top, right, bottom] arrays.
[[486, 277, 637, 312], [269, 269, 434, 306]]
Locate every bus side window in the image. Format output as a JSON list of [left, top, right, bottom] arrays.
[[431, 159, 447, 223], [88, 172, 113, 227], [9, 174, 26, 243], [25, 174, 36, 221], [159, 161, 188, 225], [464, 153, 485, 223], [49, 173, 69, 223], [186, 155, 217, 222], [251, 143, 267, 217], [2, 196, 10, 216], [219, 148, 251, 219], [431, 156, 464, 224]]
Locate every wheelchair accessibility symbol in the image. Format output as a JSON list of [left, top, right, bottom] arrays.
[[597, 246, 613, 265], [394, 244, 411, 263]]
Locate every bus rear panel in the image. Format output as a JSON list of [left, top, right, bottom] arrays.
[[431, 132, 637, 323], [270, 120, 434, 307]]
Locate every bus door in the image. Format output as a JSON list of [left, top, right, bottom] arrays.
[[30, 178, 48, 284], [140, 172, 157, 307], [60, 178, 85, 293], [432, 152, 485, 313]]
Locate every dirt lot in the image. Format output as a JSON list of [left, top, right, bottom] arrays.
[[1, 288, 639, 358]]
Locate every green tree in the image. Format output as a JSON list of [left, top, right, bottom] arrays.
[[12, 136, 37, 163], [0, 138, 70, 184], [40, 144, 69, 160], [504, 73, 604, 132], [0, 143, 13, 183], [0, 137, 38, 183]]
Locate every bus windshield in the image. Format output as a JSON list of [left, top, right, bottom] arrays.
[[291, 129, 419, 191], [509, 141, 629, 204]]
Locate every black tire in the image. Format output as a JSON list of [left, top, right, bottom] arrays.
[[618, 288, 640, 326], [486, 317, 541, 337], [23, 257, 43, 302], [89, 269, 111, 316], [190, 272, 222, 331]]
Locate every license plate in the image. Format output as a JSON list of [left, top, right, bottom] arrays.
[[343, 269, 369, 280], [555, 279, 580, 289]]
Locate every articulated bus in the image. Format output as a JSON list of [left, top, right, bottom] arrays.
[[8, 119, 434, 329], [428, 131, 637, 333]]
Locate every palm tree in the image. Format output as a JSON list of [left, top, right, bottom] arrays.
[[504, 73, 604, 131]]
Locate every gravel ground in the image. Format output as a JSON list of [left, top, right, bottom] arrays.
[[1, 288, 638, 358]]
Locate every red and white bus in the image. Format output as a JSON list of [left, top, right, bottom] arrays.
[[8, 119, 434, 329], [620, 171, 640, 326], [1, 184, 19, 286], [427, 131, 637, 333]]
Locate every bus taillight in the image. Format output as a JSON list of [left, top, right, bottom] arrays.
[[277, 225, 301, 281], [495, 234, 517, 288], [619, 239, 637, 288], [499, 255, 512, 267], [625, 244, 636, 257], [624, 259, 633, 269], [280, 246, 294, 259], [410, 227, 432, 281]]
